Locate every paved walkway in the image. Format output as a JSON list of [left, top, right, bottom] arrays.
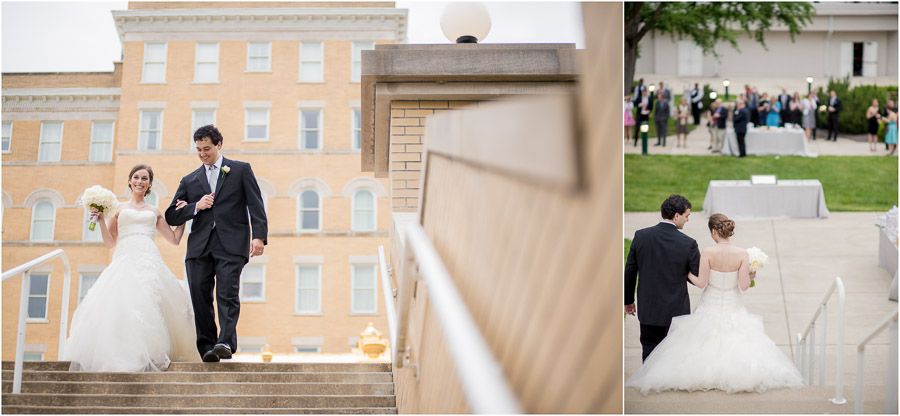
[[624, 211, 897, 413], [624, 118, 897, 157]]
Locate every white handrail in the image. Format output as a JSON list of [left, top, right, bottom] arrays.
[[377, 245, 398, 356], [855, 309, 898, 414], [393, 223, 521, 414], [795, 276, 846, 405], [1, 249, 72, 394]]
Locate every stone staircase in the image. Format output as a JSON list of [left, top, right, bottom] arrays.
[[625, 385, 891, 414], [1, 361, 396, 414]]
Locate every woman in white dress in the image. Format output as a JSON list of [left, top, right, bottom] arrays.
[[64, 164, 201, 371], [626, 213, 803, 394]]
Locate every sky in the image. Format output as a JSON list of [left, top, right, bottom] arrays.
[[0, 1, 584, 73]]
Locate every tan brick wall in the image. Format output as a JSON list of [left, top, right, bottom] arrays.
[[128, 2, 395, 10], [1, 64, 122, 88], [388, 100, 477, 212]]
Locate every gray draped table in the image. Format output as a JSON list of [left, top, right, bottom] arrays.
[[722, 127, 817, 157], [877, 223, 898, 301], [702, 180, 830, 220]]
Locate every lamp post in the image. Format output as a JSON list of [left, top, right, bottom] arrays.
[[648, 84, 656, 102], [723, 79, 730, 101], [806, 76, 813, 94], [640, 122, 649, 155], [710, 92, 718, 100], [440, 3, 492, 43]]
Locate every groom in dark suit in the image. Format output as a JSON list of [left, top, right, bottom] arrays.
[[165, 125, 268, 362], [624, 194, 700, 361]]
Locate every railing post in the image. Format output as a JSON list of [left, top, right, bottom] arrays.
[[809, 323, 816, 383], [13, 271, 31, 394], [856, 347, 865, 414], [57, 254, 72, 359], [886, 317, 898, 414], [820, 304, 827, 386], [832, 278, 846, 405], [800, 338, 807, 383]]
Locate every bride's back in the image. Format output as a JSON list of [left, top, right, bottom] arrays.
[[705, 244, 747, 272]]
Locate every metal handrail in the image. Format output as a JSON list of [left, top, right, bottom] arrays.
[[392, 222, 521, 413], [377, 245, 398, 355], [795, 276, 846, 405], [1, 249, 72, 394], [854, 309, 898, 414]]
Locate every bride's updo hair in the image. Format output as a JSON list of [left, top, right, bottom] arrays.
[[708, 213, 735, 238], [127, 164, 154, 196]]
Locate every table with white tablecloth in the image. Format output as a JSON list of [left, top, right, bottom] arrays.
[[702, 179, 830, 220], [722, 127, 817, 157], [876, 215, 899, 301]]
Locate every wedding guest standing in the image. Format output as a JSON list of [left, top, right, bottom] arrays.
[[802, 92, 817, 142], [866, 99, 882, 152], [675, 97, 690, 148], [635, 88, 653, 147], [706, 101, 716, 151], [882, 99, 896, 151], [885, 106, 897, 156], [712, 99, 728, 153], [757, 93, 769, 126], [766, 97, 781, 127], [811, 88, 821, 140], [733, 100, 750, 158], [624, 94, 636, 142], [690, 83, 703, 125], [654, 84, 671, 147], [778, 89, 791, 127], [826, 90, 842, 141], [748, 87, 760, 126], [788, 92, 802, 127]]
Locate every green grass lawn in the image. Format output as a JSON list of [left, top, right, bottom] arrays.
[[625, 155, 898, 212], [624, 238, 632, 264]]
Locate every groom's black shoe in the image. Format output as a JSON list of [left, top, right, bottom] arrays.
[[213, 343, 233, 360], [202, 350, 220, 363]]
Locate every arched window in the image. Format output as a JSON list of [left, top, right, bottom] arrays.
[[298, 190, 321, 231], [352, 190, 376, 232], [30, 200, 55, 241]]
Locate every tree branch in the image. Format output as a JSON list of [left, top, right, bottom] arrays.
[[635, 2, 667, 43]]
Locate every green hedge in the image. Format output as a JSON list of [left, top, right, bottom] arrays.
[[816, 76, 898, 137]]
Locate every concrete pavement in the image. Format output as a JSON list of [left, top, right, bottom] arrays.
[[624, 211, 897, 413]]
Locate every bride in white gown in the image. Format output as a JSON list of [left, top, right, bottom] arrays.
[[626, 213, 803, 394], [64, 164, 201, 371]]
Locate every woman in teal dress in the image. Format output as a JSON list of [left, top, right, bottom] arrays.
[[885, 106, 897, 156], [765, 98, 781, 127]]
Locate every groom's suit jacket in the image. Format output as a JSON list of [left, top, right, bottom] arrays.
[[624, 222, 700, 327], [165, 157, 268, 261]]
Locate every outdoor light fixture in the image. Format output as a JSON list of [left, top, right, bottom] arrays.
[[807, 76, 814, 94], [440, 2, 492, 44], [723, 79, 730, 101], [649, 85, 656, 92], [710, 92, 718, 99]]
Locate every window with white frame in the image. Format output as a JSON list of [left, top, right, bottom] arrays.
[[30, 200, 55, 241], [82, 209, 103, 242], [2, 121, 12, 153], [245, 109, 269, 141], [299, 110, 322, 150], [38, 122, 63, 162], [295, 265, 321, 313], [352, 190, 376, 231], [352, 109, 362, 150], [247, 41, 271, 72], [89, 121, 114, 162], [142, 42, 167, 83], [240, 264, 266, 301], [139, 110, 163, 150], [351, 264, 377, 314], [351, 41, 375, 83], [298, 190, 321, 231], [78, 273, 100, 304], [27, 273, 50, 320], [299, 42, 324, 82], [23, 352, 44, 361], [194, 42, 219, 83], [191, 109, 216, 147], [294, 346, 321, 353], [237, 345, 264, 353]]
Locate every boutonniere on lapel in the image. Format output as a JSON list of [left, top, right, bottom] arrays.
[[220, 165, 230, 179]]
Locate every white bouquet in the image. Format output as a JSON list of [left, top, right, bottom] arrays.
[[747, 246, 769, 288], [77, 185, 118, 231]]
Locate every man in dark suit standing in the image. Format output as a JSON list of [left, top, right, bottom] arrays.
[[826, 90, 842, 141], [166, 125, 268, 362], [778, 89, 791, 127], [733, 99, 750, 158], [624, 194, 701, 361], [634, 88, 653, 147], [690, 83, 703, 125], [654, 82, 671, 147]]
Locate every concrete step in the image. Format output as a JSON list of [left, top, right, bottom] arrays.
[[1, 370, 392, 384], [625, 385, 892, 414], [1, 381, 395, 395], [1, 361, 391, 373], [2, 394, 397, 409], [1, 406, 398, 414]]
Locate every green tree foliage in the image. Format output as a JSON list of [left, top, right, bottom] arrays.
[[624, 2, 815, 93]]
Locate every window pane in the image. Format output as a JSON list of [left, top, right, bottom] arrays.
[[2, 122, 11, 137], [354, 266, 374, 288], [354, 211, 374, 231], [249, 42, 267, 56], [29, 274, 49, 296], [27, 297, 47, 319], [146, 43, 166, 61], [145, 63, 165, 83], [355, 191, 374, 209], [23, 353, 43, 361], [302, 111, 319, 128], [196, 63, 217, 82], [243, 283, 263, 299], [42, 122, 62, 140], [247, 125, 267, 139], [353, 110, 361, 149], [301, 191, 319, 208], [354, 289, 375, 312], [298, 267, 318, 287], [34, 201, 53, 221], [142, 132, 159, 150], [298, 290, 319, 311], [38, 143, 60, 162], [301, 211, 319, 230], [249, 110, 267, 124], [145, 112, 160, 129], [79, 274, 100, 302], [197, 43, 217, 61], [249, 57, 268, 71], [300, 63, 323, 82], [303, 131, 319, 149], [301, 42, 321, 60]]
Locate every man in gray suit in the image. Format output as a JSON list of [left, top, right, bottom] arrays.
[[654, 82, 671, 147]]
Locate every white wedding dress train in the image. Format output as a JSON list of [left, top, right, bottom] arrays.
[[626, 270, 804, 394], [63, 209, 201, 371]]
